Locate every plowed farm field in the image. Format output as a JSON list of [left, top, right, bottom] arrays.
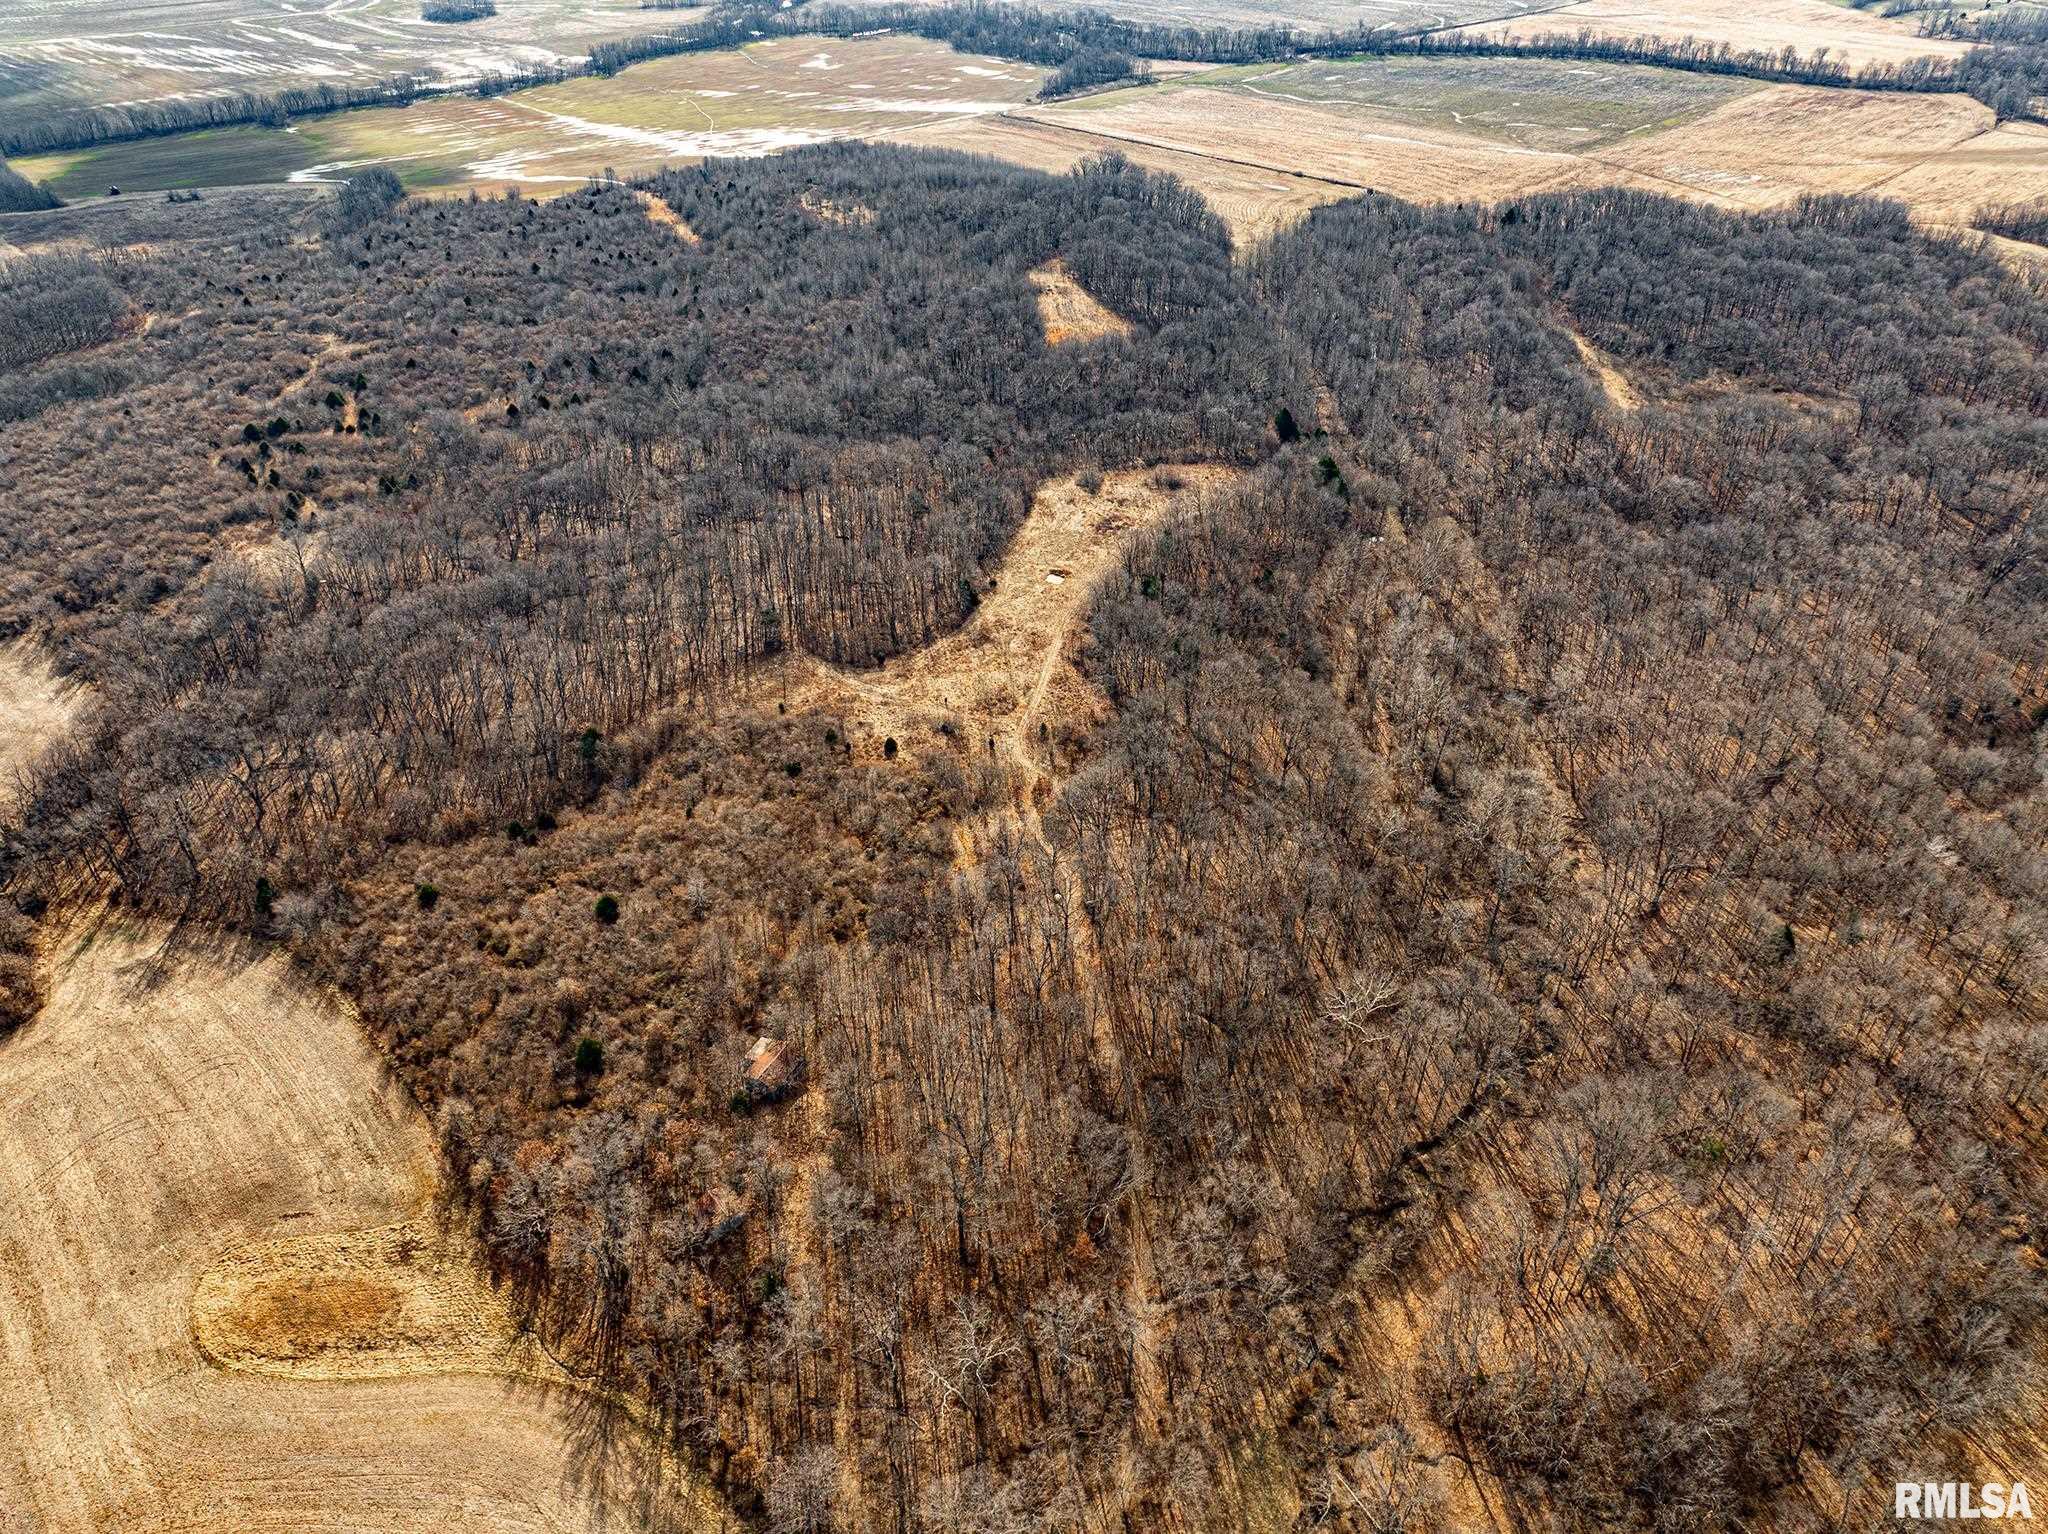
[[0, 917, 720, 1533]]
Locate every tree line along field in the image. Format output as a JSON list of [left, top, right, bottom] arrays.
[[1460, 0, 1973, 69], [3, 138, 2048, 1531], [979, 0, 1574, 28]]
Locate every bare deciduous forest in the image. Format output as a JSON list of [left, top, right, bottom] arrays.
[[2, 143, 2046, 1532]]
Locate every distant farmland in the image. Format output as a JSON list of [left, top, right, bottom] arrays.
[[14, 35, 1045, 197], [1172, 55, 1760, 153], [11, 9, 2048, 252], [0, 0, 683, 116]]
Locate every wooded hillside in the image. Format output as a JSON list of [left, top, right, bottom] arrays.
[[2, 150, 2044, 1531]]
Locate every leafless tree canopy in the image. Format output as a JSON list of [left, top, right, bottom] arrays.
[[3, 154, 2046, 1530]]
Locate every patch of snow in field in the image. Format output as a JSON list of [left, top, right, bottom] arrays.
[[800, 52, 838, 70], [1241, 83, 1418, 112], [330, 14, 415, 40], [473, 105, 841, 172], [690, 88, 738, 97], [956, 65, 1015, 78], [426, 43, 576, 79], [288, 152, 429, 183], [274, 26, 360, 52]]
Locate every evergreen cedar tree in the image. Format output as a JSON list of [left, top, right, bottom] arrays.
[[2, 149, 2046, 1529]]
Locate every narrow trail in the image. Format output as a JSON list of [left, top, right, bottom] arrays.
[[757, 464, 1237, 1501], [636, 188, 702, 245], [763, 464, 1238, 831], [275, 330, 352, 400], [1566, 328, 1641, 411]]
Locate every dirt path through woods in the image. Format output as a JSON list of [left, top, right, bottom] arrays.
[[766, 464, 1236, 807], [636, 189, 702, 245]]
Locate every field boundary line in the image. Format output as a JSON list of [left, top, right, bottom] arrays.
[[999, 109, 1379, 191]]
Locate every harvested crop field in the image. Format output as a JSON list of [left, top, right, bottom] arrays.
[[17, 27, 2036, 242], [1874, 120, 2048, 224], [895, 111, 1351, 241], [0, 917, 718, 1532], [1054, 0, 1576, 31], [1018, 85, 1622, 204], [1592, 83, 1995, 208], [1188, 54, 1758, 152], [1462, 0, 1969, 69], [995, 62, 2042, 236], [192, 1220, 549, 1382]]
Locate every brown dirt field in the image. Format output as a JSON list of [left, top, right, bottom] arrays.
[[764, 464, 1238, 782], [0, 916, 720, 1533], [0, 640, 81, 809], [1463, 0, 1969, 69], [1591, 83, 1995, 208], [1029, 257, 1134, 345], [887, 112, 1350, 242]]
